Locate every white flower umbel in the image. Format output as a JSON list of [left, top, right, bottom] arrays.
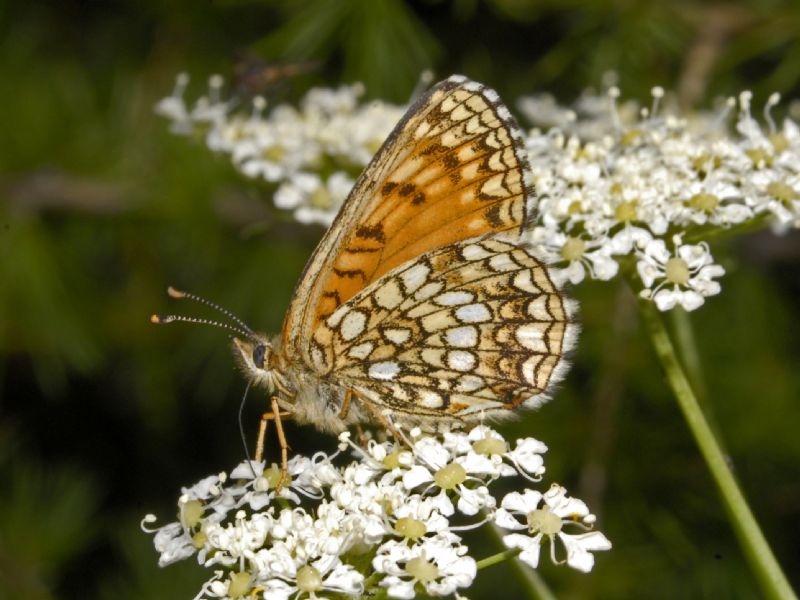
[[521, 85, 800, 310], [144, 427, 610, 598], [495, 484, 612, 573], [156, 74, 405, 225]]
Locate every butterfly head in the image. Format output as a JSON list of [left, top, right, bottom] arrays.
[[231, 334, 284, 392]]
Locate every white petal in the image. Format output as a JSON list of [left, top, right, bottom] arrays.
[[589, 253, 619, 280], [560, 531, 612, 573], [383, 576, 416, 599], [503, 533, 542, 568], [653, 289, 678, 311], [494, 508, 526, 530], [677, 290, 705, 311], [402, 465, 434, 489]]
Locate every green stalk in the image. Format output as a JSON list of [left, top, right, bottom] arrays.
[[640, 300, 796, 600], [475, 547, 522, 570]]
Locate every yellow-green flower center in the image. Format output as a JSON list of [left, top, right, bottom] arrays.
[[687, 192, 719, 214], [262, 145, 286, 162], [434, 462, 466, 490], [309, 186, 333, 209], [228, 571, 252, 598], [263, 463, 290, 489], [182, 499, 204, 527], [382, 448, 402, 470], [296, 565, 323, 593], [614, 200, 638, 223], [745, 147, 772, 168], [472, 436, 508, 456], [560, 237, 586, 262], [665, 257, 690, 285], [766, 181, 797, 206], [567, 200, 583, 215], [191, 530, 208, 549], [395, 517, 427, 541], [691, 153, 720, 175], [621, 128, 642, 146], [526, 505, 563, 536], [770, 133, 789, 154], [406, 555, 440, 583]]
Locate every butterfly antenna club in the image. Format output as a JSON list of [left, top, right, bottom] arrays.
[[165, 286, 255, 335]]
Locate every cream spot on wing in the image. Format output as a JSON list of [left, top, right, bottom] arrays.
[[441, 129, 463, 147], [455, 303, 492, 323], [327, 304, 350, 328], [447, 350, 476, 372], [311, 345, 327, 371], [480, 173, 506, 197], [374, 279, 404, 309], [421, 348, 445, 367], [489, 253, 517, 272], [340, 310, 367, 341], [434, 291, 474, 306], [527, 295, 551, 320], [419, 390, 444, 409], [415, 120, 432, 139], [383, 328, 411, 345], [369, 361, 400, 380], [461, 243, 492, 261], [421, 311, 457, 333], [415, 281, 445, 301], [451, 103, 472, 122], [513, 269, 540, 293], [516, 323, 548, 353], [445, 325, 479, 348], [348, 342, 374, 360], [455, 374, 485, 392], [521, 354, 544, 387], [465, 114, 482, 134], [401, 263, 430, 293]]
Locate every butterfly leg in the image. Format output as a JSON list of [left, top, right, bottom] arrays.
[[254, 404, 293, 464], [355, 423, 370, 447], [351, 389, 407, 446], [338, 388, 353, 420], [270, 396, 291, 491]]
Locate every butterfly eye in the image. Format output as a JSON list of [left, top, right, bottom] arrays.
[[252, 343, 267, 369]]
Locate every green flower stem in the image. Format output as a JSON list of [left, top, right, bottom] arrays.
[[640, 300, 796, 600], [476, 547, 522, 570]]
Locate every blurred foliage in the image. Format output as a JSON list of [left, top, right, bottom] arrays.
[[1, 1, 799, 598]]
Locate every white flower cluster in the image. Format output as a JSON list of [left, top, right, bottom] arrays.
[[155, 73, 405, 226], [521, 87, 800, 311], [143, 426, 611, 599]]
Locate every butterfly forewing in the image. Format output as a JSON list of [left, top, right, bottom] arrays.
[[283, 76, 535, 368], [308, 236, 576, 421]]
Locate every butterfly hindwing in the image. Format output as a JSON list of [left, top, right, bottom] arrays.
[[308, 236, 576, 421]]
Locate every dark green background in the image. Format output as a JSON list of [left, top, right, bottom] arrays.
[[1, 1, 799, 598]]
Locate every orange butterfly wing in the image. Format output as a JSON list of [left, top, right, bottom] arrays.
[[282, 76, 535, 368]]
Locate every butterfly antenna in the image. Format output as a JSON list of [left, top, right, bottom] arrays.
[[150, 314, 252, 339], [166, 286, 255, 336]]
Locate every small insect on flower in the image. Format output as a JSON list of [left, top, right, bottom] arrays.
[[153, 76, 579, 486]]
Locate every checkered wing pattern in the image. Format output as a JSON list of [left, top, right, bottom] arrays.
[[308, 236, 576, 421], [283, 76, 535, 369]]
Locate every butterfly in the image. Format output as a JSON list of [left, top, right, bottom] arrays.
[[158, 75, 577, 480]]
